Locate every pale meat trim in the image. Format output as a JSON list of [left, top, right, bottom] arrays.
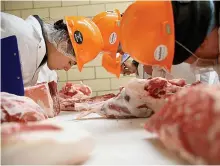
[[149, 85, 220, 164], [44, 83, 54, 117], [208, 120, 220, 158], [2, 121, 95, 165], [125, 78, 167, 112], [160, 125, 207, 165], [2, 96, 35, 115], [1, 93, 46, 118], [25, 83, 54, 117], [74, 100, 106, 112]]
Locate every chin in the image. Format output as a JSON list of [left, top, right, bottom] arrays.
[[47, 63, 56, 70]]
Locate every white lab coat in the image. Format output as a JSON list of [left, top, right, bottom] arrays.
[[195, 26, 220, 84], [136, 63, 197, 84], [1, 12, 46, 87], [37, 63, 58, 83], [142, 64, 219, 84], [136, 64, 150, 79]]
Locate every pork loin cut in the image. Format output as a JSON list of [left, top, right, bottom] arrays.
[[59, 82, 92, 99], [145, 84, 220, 164], [25, 81, 60, 118], [1, 92, 47, 123], [1, 121, 95, 165], [77, 77, 190, 119]]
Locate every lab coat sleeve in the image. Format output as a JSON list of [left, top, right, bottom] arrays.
[[37, 64, 58, 83], [152, 66, 174, 80], [136, 64, 151, 79]]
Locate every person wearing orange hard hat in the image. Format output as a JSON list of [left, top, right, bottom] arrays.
[[92, 9, 123, 78], [120, 0, 220, 83], [1, 12, 103, 87]]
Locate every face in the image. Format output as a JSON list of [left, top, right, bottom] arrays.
[[47, 50, 76, 71]]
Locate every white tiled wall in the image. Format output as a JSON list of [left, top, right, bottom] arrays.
[[1, 0, 135, 96]]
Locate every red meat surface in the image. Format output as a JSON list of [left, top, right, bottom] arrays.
[[25, 81, 60, 117], [59, 82, 92, 99], [145, 84, 220, 164], [77, 77, 196, 119], [1, 92, 48, 123]]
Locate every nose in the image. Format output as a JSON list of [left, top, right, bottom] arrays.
[[64, 67, 70, 71], [63, 61, 74, 71]]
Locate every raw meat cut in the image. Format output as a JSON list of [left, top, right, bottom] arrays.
[[1, 92, 47, 123], [145, 84, 220, 164], [1, 121, 95, 165], [25, 81, 60, 118], [60, 93, 115, 111], [59, 82, 92, 99], [48, 81, 60, 116], [24, 83, 53, 117], [77, 77, 191, 119]]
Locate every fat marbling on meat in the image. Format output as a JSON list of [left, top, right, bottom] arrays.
[[1, 121, 95, 165], [59, 82, 92, 99], [24, 81, 60, 118], [145, 84, 220, 164], [77, 77, 190, 119], [1, 92, 48, 123], [60, 93, 116, 111]]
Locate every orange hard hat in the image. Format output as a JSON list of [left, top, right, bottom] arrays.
[[65, 16, 104, 71], [102, 53, 122, 78], [120, 1, 175, 72], [92, 9, 122, 77]]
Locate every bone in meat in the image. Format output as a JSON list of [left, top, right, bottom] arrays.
[[77, 77, 199, 119]]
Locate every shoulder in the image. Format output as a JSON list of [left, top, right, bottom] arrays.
[[1, 12, 43, 41]]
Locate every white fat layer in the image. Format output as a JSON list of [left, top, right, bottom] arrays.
[[1, 92, 45, 116], [1, 121, 95, 165]]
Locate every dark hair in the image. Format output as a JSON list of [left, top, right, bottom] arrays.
[[214, 1, 219, 26], [54, 19, 68, 31]]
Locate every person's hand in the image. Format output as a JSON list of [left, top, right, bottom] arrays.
[[121, 60, 137, 76]]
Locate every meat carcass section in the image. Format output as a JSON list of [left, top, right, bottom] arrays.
[[25, 81, 60, 118], [77, 77, 189, 119], [60, 93, 115, 111], [48, 81, 60, 116], [1, 121, 95, 165], [1, 92, 48, 123], [145, 84, 220, 164], [59, 82, 92, 99]]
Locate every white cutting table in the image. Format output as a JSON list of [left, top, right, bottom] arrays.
[[49, 111, 188, 165]]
